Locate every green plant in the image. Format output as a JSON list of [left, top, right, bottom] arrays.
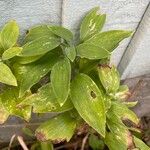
[[0, 7, 149, 150]]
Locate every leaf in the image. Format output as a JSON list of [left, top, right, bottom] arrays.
[[0, 88, 32, 122], [105, 132, 127, 150], [20, 36, 60, 57], [89, 134, 105, 150], [35, 112, 76, 142], [0, 62, 17, 86], [64, 46, 76, 62], [2, 47, 22, 60], [16, 55, 43, 64], [16, 50, 61, 97], [0, 98, 9, 124], [22, 127, 34, 137], [40, 141, 54, 150], [71, 73, 106, 137], [0, 20, 19, 50], [106, 111, 133, 150], [76, 43, 110, 59], [123, 101, 138, 108], [115, 85, 130, 100], [23, 25, 56, 44], [51, 58, 71, 106], [110, 101, 139, 124], [80, 7, 106, 41], [134, 136, 150, 150], [49, 26, 73, 42], [18, 83, 73, 113], [85, 30, 132, 52], [97, 65, 120, 94]]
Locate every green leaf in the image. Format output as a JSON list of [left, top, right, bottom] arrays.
[[110, 101, 139, 124], [40, 141, 54, 150], [105, 132, 127, 150], [71, 73, 106, 137], [0, 88, 31, 122], [35, 112, 76, 142], [0, 62, 17, 86], [20, 36, 60, 56], [2, 47, 22, 60], [0, 20, 19, 50], [0, 99, 9, 124], [51, 58, 71, 106], [80, 7, 106, 41], [23, 25, 56, 44], [49, 26, 73, 42], [18, 83, 73, 113], [16, 50, 61, 97], [89, 134, 105, 150], [76, 43, 110, 59], [16, 55, 43, 64], [85, 30, 132, 52], [22, 127, 34, 137], [64, 46, 76, 62], [98, 65, 120, 94], [134, 136, 150, 150]]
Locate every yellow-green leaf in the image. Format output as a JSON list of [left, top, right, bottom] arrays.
[[98, 65, 120, 94], [21, 36, 60, 56], [2, 47, 22, 60], [0, 62, 17, 86], [23, 25, 56, 44], [80, 7, 106, 41], [85, 30, 132, 52], [36, 112, 76, 142], [18, 83, 73, 113], [0, 88, 31, 122], [71, 73, 106, 137], [134, 136, 150, 150], [1, 20, 19, 50], [110, 101, 139, 124], [51, 58, 71, 106], [76, 43, 110, 59]]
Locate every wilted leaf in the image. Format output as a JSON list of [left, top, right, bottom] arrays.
[[0, 88, 31, 122], [76, 43, 110, 59], [80, 7, 106, 41], [49, 26, 73, 42], [98, 65, 120, 94], [89, 134, 105, 150], [1, 20, 19, 50], [106, 111, 133, 149], [2, 47, 22, 60], [19, 83, 73, 113], [71, 73, 106, 137], [0, 62, 17, 86], [134, 136, 150, 150], [85, 30, 132, 52], [36, 112, 76, 142], [21, 36, 60, 56], [23, 25, 56, 44], [17, 50, 61, 97], [115, 85, 130, 100], [51, 58, 71, 106], [64, 46, 76, 62], [110, 101, 139, 124]]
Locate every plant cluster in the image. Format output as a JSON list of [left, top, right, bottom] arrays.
[[0, 7, 149, 150]]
